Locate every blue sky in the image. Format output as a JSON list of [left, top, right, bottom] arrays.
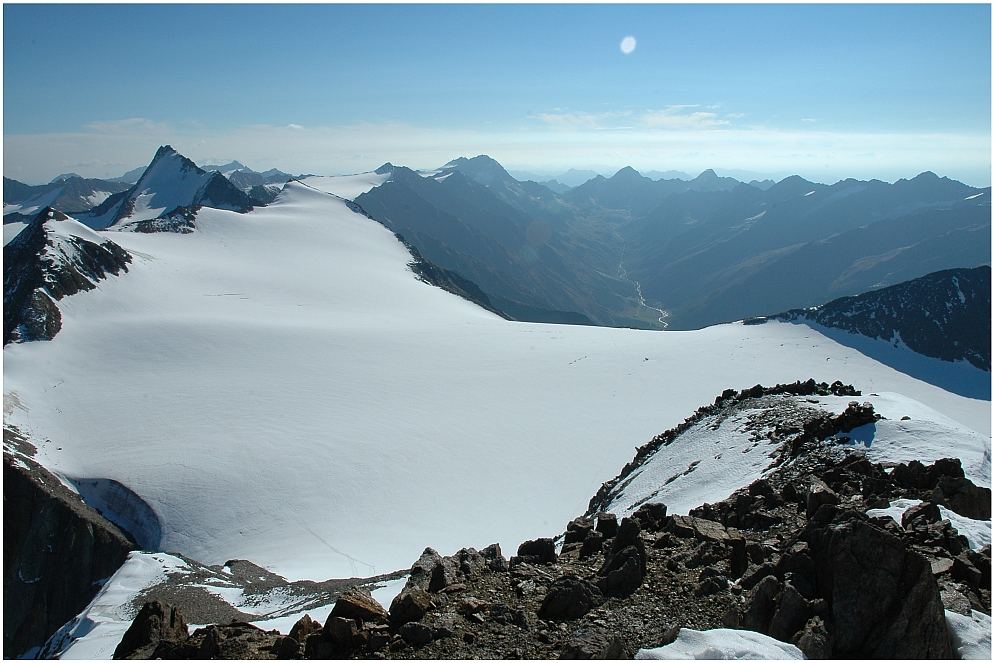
[[4, 4, 991, 185]]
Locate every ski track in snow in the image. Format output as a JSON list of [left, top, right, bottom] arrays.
[[4, 180, 990, 586]]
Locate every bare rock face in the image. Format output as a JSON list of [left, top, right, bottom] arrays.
[[4, 432, 135, 658], [805, 511, 954, 659], [4, 208, 132, 344], [112, 601, 189, 659]]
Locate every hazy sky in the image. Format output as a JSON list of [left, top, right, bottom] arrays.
[[4, 3, 991, 185]]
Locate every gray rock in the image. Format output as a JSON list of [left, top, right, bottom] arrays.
[[559, 626, 631, 659], [806, 511, 954, 658], [538, 575, 605, 621], [398, 621, 434, 647], [792, 616, 831, 659], [389, 587, 434, 629], [516, 538, 557, 565], [328, 588, 389, 625], [901, 501, 942, 528], [805, 479, 840, 518], [113, 601, 189, 660]]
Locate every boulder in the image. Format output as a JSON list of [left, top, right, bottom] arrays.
[[408, 548, 444, 590], [328, 588, 389, 625], [579, 531, 604, 560], [288, 613, 320, 643], [597, 518, 647, 598], [632, 502, 668, 531], [481, 543, 509, 571], [768, 581, 812, 641], [792, 616, 831, 659], [538, 575, 604, 621], [455, 547, 488, 578], [113, 600, 189, 660], [739, 575, 780, 632], [398, 621, 433, 647], [805, 511, 954, 658], [273, 635, 301, 659], [429, 556, 461, 592], [516, 538, 557, 565], [901, 501, 942, 529], [389, 587, 434, 629], [564, 517, 595, 544], [805, 479, 839, 519], [559, 626, 631, 659], [891, 460, 932, 490], [595, 513, 619, 538]]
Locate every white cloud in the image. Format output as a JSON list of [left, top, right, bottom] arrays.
[[533, 105, 737, 131]]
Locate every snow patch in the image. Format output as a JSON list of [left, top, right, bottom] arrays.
[[636, 628, 803, 659], [946, 609, 992, 659], [299, 172, 390, 200]]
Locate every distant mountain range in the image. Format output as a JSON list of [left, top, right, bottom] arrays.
[[3, 176, 131, 216], [5, 148, 989, 334], [355, 154, 990, 330]]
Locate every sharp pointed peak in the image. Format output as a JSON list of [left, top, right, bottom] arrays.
[[610, 166, 643, 179]]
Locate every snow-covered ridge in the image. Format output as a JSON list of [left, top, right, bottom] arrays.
[[4, 209, 132, 344], [77, 146, 253, 229]]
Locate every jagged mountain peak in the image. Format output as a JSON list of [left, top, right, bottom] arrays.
[[75, 146, 253, 229], [693, 168, 719, 180], [374, 162, 395, 175], [440, 154, 513, 187]]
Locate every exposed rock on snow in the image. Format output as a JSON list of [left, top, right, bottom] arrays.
[[4, 208, 131, 344]]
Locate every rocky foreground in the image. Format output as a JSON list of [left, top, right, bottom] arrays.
[[110, 381, 991, 659]]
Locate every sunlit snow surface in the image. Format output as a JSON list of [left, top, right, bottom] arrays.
[[4, 181, 990, 583], [299, 171, 390, 200], [636, 628, 803, 659], [946, 609, 993, 659]]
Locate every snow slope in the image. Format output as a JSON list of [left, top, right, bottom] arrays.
[[299, 172, 391, 200], [4, 181, 989, 583]]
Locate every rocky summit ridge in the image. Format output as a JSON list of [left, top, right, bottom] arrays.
[[107, 380, 991, 660]]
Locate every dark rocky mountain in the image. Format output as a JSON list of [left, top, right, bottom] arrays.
[[622, 173, 989, 329], [3, 175, 131, 215], [106, 380, 989, 660], [356, 164, 641, 327], [564, 167, 740, 215], [751, 266, 991, 370], [78, 146, 253, 229], [4, 427, 136, 658], [356, 155, 990, 337], [4, 208, 132, 344]]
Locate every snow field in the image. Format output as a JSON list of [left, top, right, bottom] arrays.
[[4, 181, 989, 585]]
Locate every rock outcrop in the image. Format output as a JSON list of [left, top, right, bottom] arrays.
[[4, 428, 135, 657], [4, 208, 132, 344]]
